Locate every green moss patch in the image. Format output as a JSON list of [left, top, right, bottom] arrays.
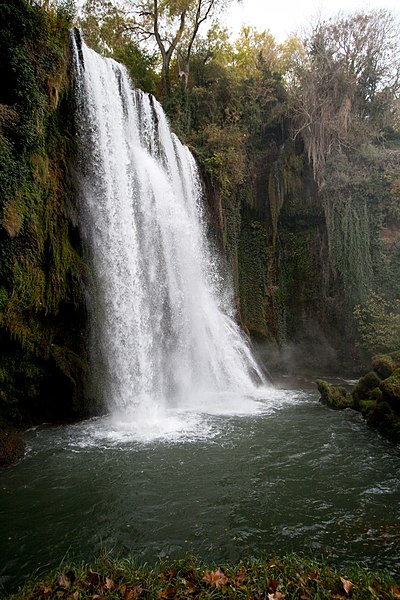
[[380, 368, 400, 412], [372, 352, 400, 380], [315, 379, 354, 410]]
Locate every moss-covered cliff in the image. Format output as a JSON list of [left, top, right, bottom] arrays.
[[214, 139, 400, 374], [0, 0, 87, 427]]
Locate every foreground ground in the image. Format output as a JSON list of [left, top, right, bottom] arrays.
[[2, 554, 400, 599]]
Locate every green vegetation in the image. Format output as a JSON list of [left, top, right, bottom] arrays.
[[163, 8, 400, 369], [354, 293, 400, 357], [238, 220, 269, 337], [3, 553, 400, 600], [0, 0, 87, 427], [78, 0, 159, 95]]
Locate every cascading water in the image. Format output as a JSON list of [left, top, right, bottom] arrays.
[[71, 31, 266, 426]]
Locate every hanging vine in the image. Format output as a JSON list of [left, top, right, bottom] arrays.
[[323, 192, 372, 307]]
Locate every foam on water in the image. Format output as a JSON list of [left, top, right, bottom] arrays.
[[40, 386, 300, 448]]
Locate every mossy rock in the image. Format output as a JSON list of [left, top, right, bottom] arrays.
[[348, 361, 400, 442], [367, 400, 400, 442], [352, 370, 381, 408], [379, 368, 400, 414], [369, 387, 382, 403], [359, 399, 376, 418], [316, 379, 354, 410], [0, 425, 25, 465], [372, 351, 400, 379]]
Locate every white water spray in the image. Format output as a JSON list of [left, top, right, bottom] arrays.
[[72, 32, 266, 423]]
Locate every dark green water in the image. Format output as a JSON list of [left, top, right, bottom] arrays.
[[1, 385, 399, 591]]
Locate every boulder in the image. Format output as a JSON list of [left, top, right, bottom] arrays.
[[352, 370, 381, 408], [0, 426, 25, 465], [372, 351, 400, 380], [380, 368, 400, 413], [315, 379, 353, 410]]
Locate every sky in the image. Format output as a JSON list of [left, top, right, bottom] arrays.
[[224, 0, 400, 41]]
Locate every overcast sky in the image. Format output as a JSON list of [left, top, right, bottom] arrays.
[[224, 0, 400, 41]]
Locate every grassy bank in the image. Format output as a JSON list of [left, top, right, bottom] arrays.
[[2, 553, 399, 600]]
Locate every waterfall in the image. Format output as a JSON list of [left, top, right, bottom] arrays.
[[71, 31, 265, 419]]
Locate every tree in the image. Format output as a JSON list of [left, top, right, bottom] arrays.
[[289, 10, 400, 182], [79, 0, 159, 94], [29, 0, 76, 18], [230, 26, 276, 79], [125, 0, 231, 97]]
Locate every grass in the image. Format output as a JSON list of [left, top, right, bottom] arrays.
[[2, 552, 399, 600]]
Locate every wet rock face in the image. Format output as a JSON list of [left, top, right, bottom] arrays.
[[0, 426, 25, 465]]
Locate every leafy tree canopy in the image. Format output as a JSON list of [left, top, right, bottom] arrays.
[[79, 0, 159, 93], [114, 0, 233, 97]]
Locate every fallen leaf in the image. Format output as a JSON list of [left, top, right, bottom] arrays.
[[56, 574, 72, 590], [105, 578, 113, 590], [340, 577, 354, 596], [65, 571, 76, 584], [124, 587, 143, 600], [234, 570, 248, 590], [268, 592, 285, 600], [180, 568, 199, 585], [168, 568, 177, 579], [203, 568, 229, 588], [392, 588, 400, 599]]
